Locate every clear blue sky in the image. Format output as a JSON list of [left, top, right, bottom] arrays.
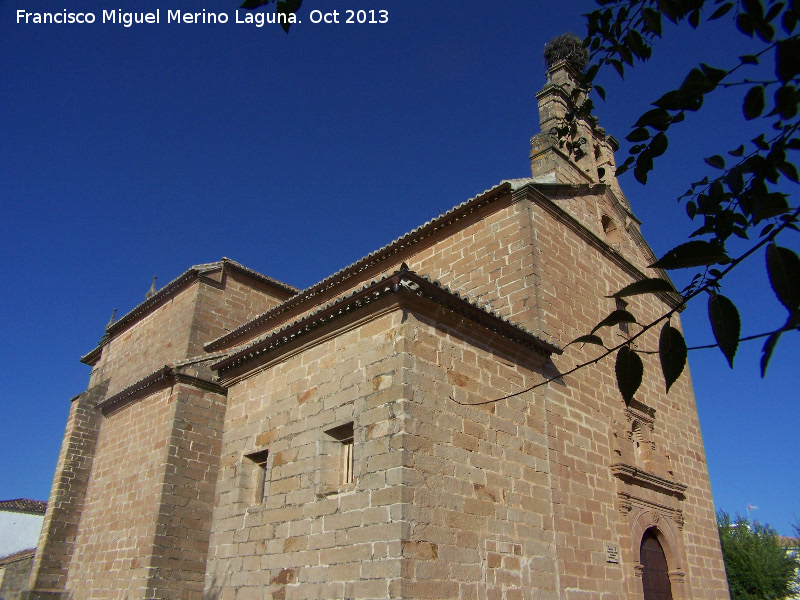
[[2, 0, 797, 535]]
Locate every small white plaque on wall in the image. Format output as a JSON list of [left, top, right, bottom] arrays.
[[605, 543, 620, 564]]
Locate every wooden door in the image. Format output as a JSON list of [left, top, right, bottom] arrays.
[[641, 529, 673, 600]]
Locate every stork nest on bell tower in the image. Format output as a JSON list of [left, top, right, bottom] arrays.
[[543, 33, 589, 73]]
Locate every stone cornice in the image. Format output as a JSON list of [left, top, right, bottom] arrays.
[[611, 462, 687, 498], [212, 266, 561, 381], [95, 366, 225, 416]]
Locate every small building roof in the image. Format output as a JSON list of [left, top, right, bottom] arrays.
[[0, 548, 36, 565], [0, 499, 47, 515]]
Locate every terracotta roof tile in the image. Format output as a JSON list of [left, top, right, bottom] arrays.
[[0, 548, 36, 565], [0, 499, 47, 514], [205, 182, 516, 351], [212, 265, 560, 376]]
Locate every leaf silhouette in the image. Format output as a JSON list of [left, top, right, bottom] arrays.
[[609, 278, 676, 298], [659, 324, 687, 393], [616, 346, 643, 404], [708, 292, 741, 368], [650, 241, 728, 270], [766, 244, 800, 312]]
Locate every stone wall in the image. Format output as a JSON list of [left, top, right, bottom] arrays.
[[206, 310, 407, 600], [28, 264, 292, 600], [205, 298, 559, 600], [66, 386, 176, 599], [90, 268, 289, 399], [203, 178, 727, 599], [1, 551, 35, 600]]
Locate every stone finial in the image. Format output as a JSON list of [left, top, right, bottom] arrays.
[[145, 276, 158, 300], [543, 33, 588, 73], [105, 308, 117, 331]]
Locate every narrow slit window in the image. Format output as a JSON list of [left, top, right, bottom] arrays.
[[326, 423, 355, 485], [616, 298, 629, 336], [245, 449, 269, 503], [342, 437, 354, 484]]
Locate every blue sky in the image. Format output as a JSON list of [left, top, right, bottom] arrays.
[[1, 0, 797, 536]]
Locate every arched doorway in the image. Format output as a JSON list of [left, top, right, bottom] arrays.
[[641, 528, 673, 600]]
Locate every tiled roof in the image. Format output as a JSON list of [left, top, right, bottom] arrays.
[[80, 258, 299, 364], [0, 499, 47, 514], [212, 265, 561, 376], [0, 548, 36, 565], [205, 181, 517, 352]]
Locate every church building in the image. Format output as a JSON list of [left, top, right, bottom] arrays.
[[25, 44, 731, 600]]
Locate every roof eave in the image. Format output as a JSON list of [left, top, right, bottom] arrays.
[[204, 182, 514, 352], [212, 266, 560, 379]]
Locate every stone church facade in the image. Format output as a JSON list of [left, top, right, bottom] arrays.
[[25, 58, 730, 600]]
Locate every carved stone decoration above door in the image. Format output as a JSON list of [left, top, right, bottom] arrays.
[[610, 401, 686, 498]]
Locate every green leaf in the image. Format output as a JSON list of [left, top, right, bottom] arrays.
[[705, 155, 726, 169], [728, 144, 746, 157], [726, 166, 745, 195], [764, 2, 783, 23], [634, 108, 672, 130], [615, 156, 635, 176], [776, 38, 800, 82], [240, 0, 273, 8], [700, 63, 727, 83], [739, 54, 759, 65], [742, 0, 763, 18], [276, 0, 302, 32], [643, 7, 663, 35], [760, 331, 782, 376], [625, 30, 649, 60], [634, 152, 653, 184], [708, 292, 741, 368], [567, 334, 606, 348], [778, 161, 799, 182], [627, 128, 651, 142], [616, 346, 644, 404], [783, 9, 797, 35], [595, 85, 606, 101], [766, 243, 800, 311], [752, 133, 770, 150], [709, 3, 734, 19], [679, 67, 716, 97], [609, 278, 676, 298], [659, 324, 687, 393], [657, 0, 678, 23], [737, 12, 756, 37], [743, 85, 765, 119], [653, 89, 685, 111], [650, 241, 729, 269], [590, 310, 637, 335], [753, 192, 790, 222], [650, 132, 669, 157], [774, 85, 799, 120]]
